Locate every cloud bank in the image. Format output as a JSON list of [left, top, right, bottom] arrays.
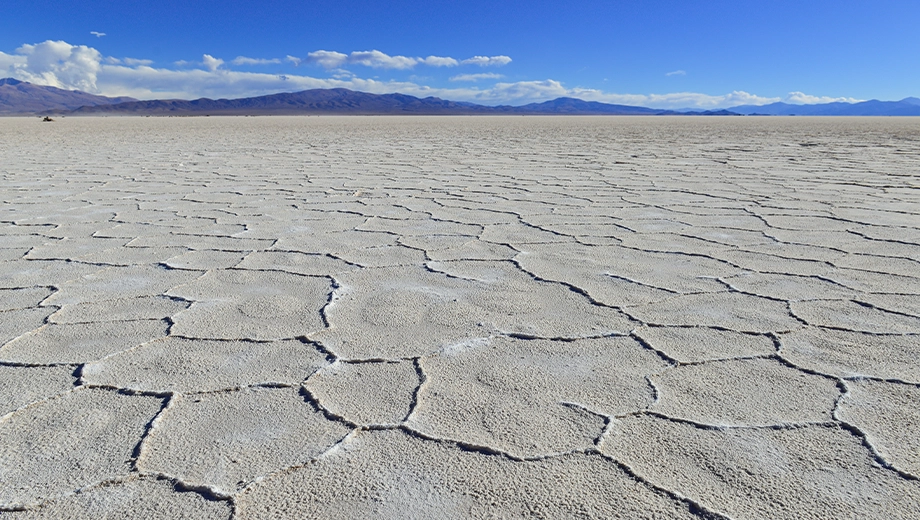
[[785, 91, 862, 104], [0, 40, 858, 109], [297, 50, 509, 70]]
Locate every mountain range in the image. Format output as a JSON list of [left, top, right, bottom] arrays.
[[0, 78, 136, 114], [728, 98, 920, 116], [2, 78, 918, 116], [60, 89, 698, 116]]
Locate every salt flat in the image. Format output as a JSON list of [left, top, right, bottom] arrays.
[[1, 115, 919, 518]]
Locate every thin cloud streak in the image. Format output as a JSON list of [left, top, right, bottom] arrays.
[[450, 73, 503, 82], [232, 56, 283, 66]]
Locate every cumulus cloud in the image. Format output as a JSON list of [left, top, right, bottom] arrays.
[[348, 50, 417, 69], [90, 31, 106, 38], [231, 56, 282, 66], [785, 91, 862, 104], [0, 40, 800, 109], [202, 54, 223, 72], [419, 55, 459, 67], [450, 73, 503, 82], [302, 50, 422, 70], [303, 50, 348, 68], [1, 40, 102, 92], [296, 51, 512, 70], [461, 55, 512, 67], [285, 55, 302, 66], [666, 70, 686, 76], [285, 50, 507, 70]]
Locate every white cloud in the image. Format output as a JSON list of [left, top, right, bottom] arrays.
[[123, 58, 153, 66], [0, 40, 801, 109], [293, 50, 508, 70], [2, 40, 101, 92], [90, 31, 106, 38], [785, 91, 862, 104], [232, 56, 282, 66], [285, 55, 302, 66], [331, 68, 355, 79], [450, 73, 503, 82], [666, 70, 686, 76], [461, 55, 512, 67], [304, 50, 348, 68], [348, 50, 417, 69], [202, 54, 223, 72], [303, 49, 423, 70], [419, 56, 458, 67], [444, 80, 780, 108]]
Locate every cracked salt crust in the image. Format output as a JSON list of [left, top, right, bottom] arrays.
[[1, 116, 919, 517]]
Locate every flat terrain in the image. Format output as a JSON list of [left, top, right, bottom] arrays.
[[1, 116, 919, 518]]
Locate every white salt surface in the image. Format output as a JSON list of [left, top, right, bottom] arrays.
[[1, 115, 919, 518]]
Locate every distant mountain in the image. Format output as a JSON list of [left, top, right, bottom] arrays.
[[65, 89, 682, 116], [66, 88, 501, 115], [0, 78, 136, 114], [728, 98, 920, 116], [3, 77, 916, 117], [512, 97, 664, 115]]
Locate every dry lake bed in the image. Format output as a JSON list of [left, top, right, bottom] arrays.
[[0, 115, 919, 519]]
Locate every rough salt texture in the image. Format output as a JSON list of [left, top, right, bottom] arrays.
[[304, 360, 420, 425], [1, 116, 918, 517], [0, 364, 75, 416], [408, 335, 666, 457], [82, 337, 327, 393], [236, 428, 702, 519], [3, 476, 232, 520], [0, 320, 170, 364], [0, 389, 164, 508], [167, 269, 331, 341], [649, 357, 840, 426], [837, 379, 920, 477], [600, 415, 920, 519], [138, 387, 350, 495]]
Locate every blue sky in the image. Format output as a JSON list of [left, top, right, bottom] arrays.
[[1, 0, 916, 108]]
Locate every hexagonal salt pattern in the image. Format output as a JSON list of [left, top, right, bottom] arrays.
[[2, 116, 919, 517]]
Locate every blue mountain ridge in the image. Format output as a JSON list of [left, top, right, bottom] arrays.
[[729, 98, 920, 116], [2, 78, 918, 116]]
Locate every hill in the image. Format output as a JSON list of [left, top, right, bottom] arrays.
[[728, 98, 920, 116], [0, 78, 136, 114]]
